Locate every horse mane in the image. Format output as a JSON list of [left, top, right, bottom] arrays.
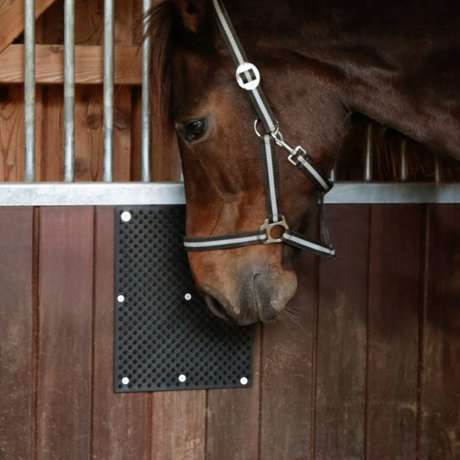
[[145, 0, 175, 142]]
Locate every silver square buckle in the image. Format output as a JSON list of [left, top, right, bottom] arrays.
[[287, 146, 306, 166]]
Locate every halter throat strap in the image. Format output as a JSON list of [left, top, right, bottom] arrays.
[[183, 0, 335, 258]]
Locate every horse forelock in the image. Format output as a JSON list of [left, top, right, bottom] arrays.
[[145, 0, 175, 142], [146, 0, 219, 143]]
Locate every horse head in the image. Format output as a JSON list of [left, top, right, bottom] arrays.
[[148, 0, 350, 324]]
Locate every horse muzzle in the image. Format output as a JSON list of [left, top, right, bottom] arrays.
[[199, 263, 298, 325]]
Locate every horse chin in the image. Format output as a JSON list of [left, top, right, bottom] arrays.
[[199, 266, 298, 326]]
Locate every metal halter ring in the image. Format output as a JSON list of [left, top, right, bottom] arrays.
[[254, 119, 280, 138], [236, 62, 261, 90], [260, 216, 289, 244]]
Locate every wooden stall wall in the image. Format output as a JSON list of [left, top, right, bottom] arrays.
[[1, 205, 460, 459]]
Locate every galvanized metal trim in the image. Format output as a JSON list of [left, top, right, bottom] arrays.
[[103, 0, 115, 182], [400, 139, 408, 182], [24, 0, 36, 183], [0, 183, 185, 206], [364, 123, 373, 182], [63, 0, 76, 182], [0, 183, 459, 206], [326, 183, 460, 204], [141, 0, 153, 182]]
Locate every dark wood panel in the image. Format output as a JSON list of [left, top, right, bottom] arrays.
[[259, 251, 318, 460], [419, 205, 460, 458], [314, 205, 370, 458], [0, 208, 34, 459], [36, 207, 94, 459], [366, 205, 421, 458], [206, 325, 261, 460], [151, 391, 206, 460], [91, 207, 150, 460]]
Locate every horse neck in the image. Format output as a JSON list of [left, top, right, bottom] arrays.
[[232, 0, 460, 160]]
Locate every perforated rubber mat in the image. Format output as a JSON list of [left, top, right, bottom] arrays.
[[114, 206, 254, 393]]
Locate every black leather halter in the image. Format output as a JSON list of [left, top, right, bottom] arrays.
[[183, 0, 335, 258]]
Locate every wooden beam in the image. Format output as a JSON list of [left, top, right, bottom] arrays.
[[0, 0, 60, 55], [0, 44, 142, 85]]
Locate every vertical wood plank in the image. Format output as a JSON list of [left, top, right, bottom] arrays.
[[113, 0, 134, 181], [366, 205, 421, 458], [0, 208, 34, 459], [38, 86, 63, 181], [151, 390, 207, 460], [419, 205, 460, 458], [74, 86, 104, 181], [259, 251, 317, 460], [0, 85, 25, 182], [92, 207, 150, 460], [314, 205, 370, 459], [37, 207, 94, 459], [113, 87, 133, 181], [205, 326, 261, 460]]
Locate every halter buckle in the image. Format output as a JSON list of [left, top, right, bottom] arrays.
[[236, 62, 261, 90], [260, 216, 289, 244]]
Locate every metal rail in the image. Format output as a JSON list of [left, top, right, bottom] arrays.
[[24, 0, 36, 183], [1, 183, 459, 206], [63, 0, 75, 182], [103, 0, 115, 182], [142, 0, 153, 182]]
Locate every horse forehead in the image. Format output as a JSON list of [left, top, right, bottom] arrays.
[[174, 47, 223, 89]]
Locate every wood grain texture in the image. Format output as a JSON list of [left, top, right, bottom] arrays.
[[36, 207, 94, 459], [259, 251, 318, 460], [205, 325, 261, 460], [113, 87, 133, 181], [366, 205, 421, 458], [151, 390, 207, 460], [0, 0, 59, 54], [0, 45, 142, 84], [418, 205, 460, 458], [113, 0, 134, 181], [92, 207, 150, 460], [74, 86, 104, 181], [0, 85, 25, 182], [37, 86, 63, 181], [0, 207, 34, 459], [314, 205, 370, 459]]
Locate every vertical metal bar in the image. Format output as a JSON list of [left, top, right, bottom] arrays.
[[24, 0, 36, 183], [63, 0, 75, 182], [103, 0, 115, 182], [364, 123, 373, 182], [400, 139, 408, 182], [141, 0, 153, 182], [329, 163, 337, 182], [434, 158, 441, 183]]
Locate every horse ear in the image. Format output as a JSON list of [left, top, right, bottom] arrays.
[[173, 0, 209, 34]]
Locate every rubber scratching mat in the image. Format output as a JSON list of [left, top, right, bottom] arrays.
[[114, 206, 254, 392]]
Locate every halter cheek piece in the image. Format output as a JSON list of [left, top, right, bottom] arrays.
[[183, 0, 335, 258]]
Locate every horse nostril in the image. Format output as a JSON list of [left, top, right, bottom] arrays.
[[203, 293, 232, 322]]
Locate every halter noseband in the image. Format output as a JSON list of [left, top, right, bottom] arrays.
[[183, 0, 335, 258]]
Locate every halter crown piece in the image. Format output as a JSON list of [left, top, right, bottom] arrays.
[[183, 0, 335, 258]]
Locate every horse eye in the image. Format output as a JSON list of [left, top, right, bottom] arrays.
[[184, 119, 207, 141]]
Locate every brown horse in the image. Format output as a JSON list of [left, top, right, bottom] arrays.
[[148, 0, 460, 325]]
